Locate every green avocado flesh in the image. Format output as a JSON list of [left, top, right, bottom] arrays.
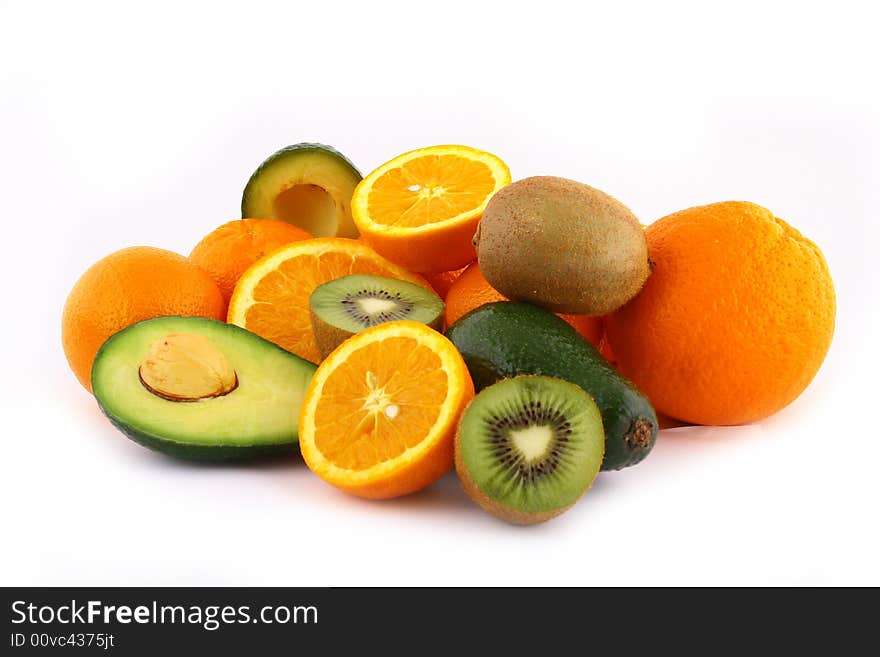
[[91, 317, 316, 460], [241, 143, 362, 238], [446, 302, 658, 471]]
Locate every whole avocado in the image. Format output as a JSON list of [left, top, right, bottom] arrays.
[[446, 301, 658, 471]]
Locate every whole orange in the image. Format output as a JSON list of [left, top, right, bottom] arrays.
[[597, 331, 617, 366], [189, 218, 311, 306], [605, 201, 835, 425], [563, 315, 604, 350], [425, 264, 471, 299], [445, 262, 603, 347], [62, 246, 225, 392]]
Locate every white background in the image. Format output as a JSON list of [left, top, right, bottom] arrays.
[[1, 0, 878, 586]]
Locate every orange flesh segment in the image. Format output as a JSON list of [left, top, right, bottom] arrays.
[[366, 155, 496, 228], [312, 336, 448, 470]]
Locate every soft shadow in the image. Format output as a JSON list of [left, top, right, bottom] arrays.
[[645, 423, 765, 470], [657, 423, 764, 446], [314, 468, 626, 523], [150, 449, 307, 473], [584, 471, 619, 497], [347, 471, 479, 515], [657, 412, 692, 430]]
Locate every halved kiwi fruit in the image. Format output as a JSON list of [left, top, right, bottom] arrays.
[[309, 274, 445, 358], [455, 375, 605, 525]]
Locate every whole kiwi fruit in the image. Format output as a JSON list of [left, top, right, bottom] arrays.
[[474, 176, 650, 315]]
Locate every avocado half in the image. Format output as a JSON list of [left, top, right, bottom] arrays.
[[91, 316, 316, 460], [241, 143, 362, 238]]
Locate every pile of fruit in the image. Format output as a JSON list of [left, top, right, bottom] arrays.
[[62, 143, 836, 525]]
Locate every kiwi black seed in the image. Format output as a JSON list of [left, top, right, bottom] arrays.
[[309, 274, 444, 359], [454, 375, 605, 525]]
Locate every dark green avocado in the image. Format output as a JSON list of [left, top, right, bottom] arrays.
[[91, 316, 316, 460], [445, 302, 658, 470], [241, 143, 362, 238]]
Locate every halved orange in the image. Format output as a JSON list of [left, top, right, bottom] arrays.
[[351, 145, 511, 274], [298, 320, 474, 499], [227, 238, 430, 363]]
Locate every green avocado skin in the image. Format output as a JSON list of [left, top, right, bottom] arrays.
[[97, 409, 299, 461], [445, 302, 658, 471], [241, 142, 362, 218]]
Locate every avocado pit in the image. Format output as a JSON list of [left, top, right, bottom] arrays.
[[138, 332, 237, 402], [273, 183, 337, 236]]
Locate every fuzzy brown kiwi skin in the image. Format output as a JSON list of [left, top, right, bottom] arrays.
[[476, 176, 650, 316], [310, 310, 352, 361], [311, 308, 444, 360]]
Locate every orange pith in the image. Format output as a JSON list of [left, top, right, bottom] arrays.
[[227, 238, 430, 363], [299, 321, 474, 499]]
